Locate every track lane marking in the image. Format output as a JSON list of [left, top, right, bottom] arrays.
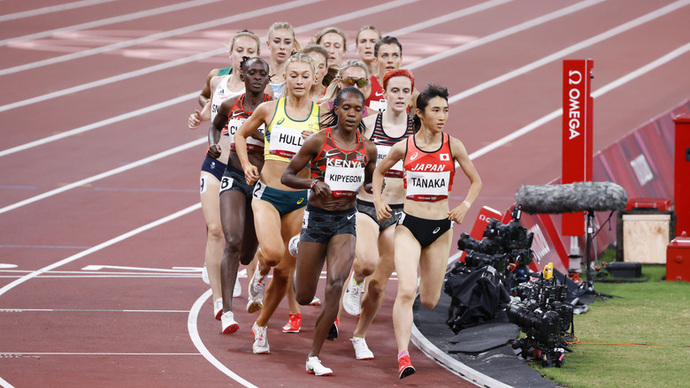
[[187, 289, 258, 388], [0, 0, 590, 155], [0, 0, 324, 76], [0, 0, 119, 22], [469, 41, 690, 161], [0, 0, 222, 46], [0, 0, 416, 113], [0, 203, 201, 297]]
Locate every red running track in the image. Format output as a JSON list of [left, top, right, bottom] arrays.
[[1, 0, 688, 386]]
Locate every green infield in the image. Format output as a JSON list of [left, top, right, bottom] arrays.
[[532, 261, 690, 388]]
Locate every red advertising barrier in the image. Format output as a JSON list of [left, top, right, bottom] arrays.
[[674, 114, 690, 236], [562, 59, 593, 236]]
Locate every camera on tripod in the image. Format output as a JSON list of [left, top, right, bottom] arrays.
[[456, 206, 535, 286], [506, 263, 575, 367]]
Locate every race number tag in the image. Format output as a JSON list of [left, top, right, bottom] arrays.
[[268, 125, 305, 159], [368, 99, 387, 112], [325, 165, 364, 197], [229, 118, 264, 151], [405, 170, 450, 201], [375, 144, 403, 178]]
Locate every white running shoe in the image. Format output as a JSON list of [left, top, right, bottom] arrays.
[[342, 274, 365, 316], [221, 311, 239, 334], [233, 273, 241, 298], [247, 271, 266, 313], [306, 356, 333, 376], [251, 321, 270, 354], [350, 337, 374, 360], [213, 298, 223, 320], [288, 234, 300, 257], [201, 263, 210, 285]]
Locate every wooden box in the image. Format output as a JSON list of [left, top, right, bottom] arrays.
[[616, 210, 676, 264]]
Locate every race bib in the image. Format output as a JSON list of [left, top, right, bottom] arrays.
[[325, 165, 364, 197], [368, 99, 387, 112], [229, 118, 264, 152], [375, 144, 403, 178], [405, 170, 450, 201], [268, 125, 305, 159]]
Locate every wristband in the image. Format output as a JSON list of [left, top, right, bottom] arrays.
[[310, 180, 318, 190], [462, 200, 471, 208]]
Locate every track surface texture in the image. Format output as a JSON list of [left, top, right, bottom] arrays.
[[1, 0, 688, 386]]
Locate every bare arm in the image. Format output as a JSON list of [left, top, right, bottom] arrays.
[[234, 101, 274, 184], [206, 96, 237, 159], [372, 140, 406, 220], [198, 68, 219, 107], [362, 138, 378, 193], [447, 136, 482, 224], [281, 132, 329, 197]]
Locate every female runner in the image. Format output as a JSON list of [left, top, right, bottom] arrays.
[[279, 44, 330, 335], [319, 60, 374, 119], [372, 84, 482, 378], [355, 25, 381, 77], [302, 45, 329, 100], [313, 27, 347, 68], [266, 22, 299, 96], [188, 30, 261, 320], [206, 57, 272, 333], [234, 53, 320, 354], [281, 87, 377, 376], [344, 69, 416, 360]]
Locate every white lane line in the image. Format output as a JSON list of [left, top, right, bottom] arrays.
[[469, 41, 690, 161], [0, 308, 189, 313], [0, 0, 415, 112], [0, 0, 324, 76], [385, 0, 512, 37], [0, 352, 200, 356], [407, 0, 608, 70], [0, 203, 201, 297], [0, 0, 222, 46], [0, 376, 15, 388], [0, 92, 196, 157], [0, 0, 575, 155], [0, 2, 681, 215], [448, 0, 690, 104], [0, 137, 206, 214], [411, 324, 513, 388], [188, 289, 258, 388], [0, 0, 118, 22]]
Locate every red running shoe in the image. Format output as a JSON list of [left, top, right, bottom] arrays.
[[398, 354, 416, 379], [282, 313, 302, 333]]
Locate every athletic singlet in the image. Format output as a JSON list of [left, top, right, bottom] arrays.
[[370, 111, 415, 178], [228, 93, 271, 153], [264, 97, 320, 162], [217, 67, 232, 76], [403, 133, 455, 201], [364, 75, 386, 112], [310, 127, 368, 198], [211, 75, 244, 135]]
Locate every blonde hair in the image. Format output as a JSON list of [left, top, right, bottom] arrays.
[[314, 27, 347, 52], [267, 22, 301, 53], [228, 30, 261, 54], [320, 60, 369, 102], [284, 52, 316, 74], [355, 25, 381, 45]]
